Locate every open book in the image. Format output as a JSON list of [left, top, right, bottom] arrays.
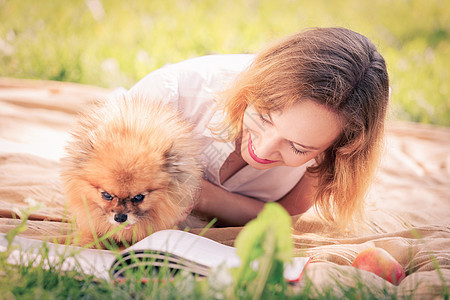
[[0, 229, 311, 282]]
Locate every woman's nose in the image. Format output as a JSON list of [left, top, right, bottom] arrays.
[[254, 128, 281, 158]]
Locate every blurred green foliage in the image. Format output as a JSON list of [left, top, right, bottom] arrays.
[[0, 0, 449, 126]]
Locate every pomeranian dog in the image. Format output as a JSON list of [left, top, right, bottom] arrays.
[[61, 92, 202, 246]]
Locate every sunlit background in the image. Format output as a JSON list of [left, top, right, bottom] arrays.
[[0, 0, 448, 126]]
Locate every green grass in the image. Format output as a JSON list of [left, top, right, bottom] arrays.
[[1, 203, 433, 300], [0, 263, 398, 300], [1, 237, 443, 300], [0, 0, 449, 126]]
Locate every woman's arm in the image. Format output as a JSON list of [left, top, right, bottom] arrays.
[[194, 179, 265, 226], [194, 170, 317, 226]]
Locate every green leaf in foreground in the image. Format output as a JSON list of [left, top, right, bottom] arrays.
[[233, 202, 293, 298]]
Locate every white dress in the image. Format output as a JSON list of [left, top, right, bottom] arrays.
[[128, 54, 314, 202]]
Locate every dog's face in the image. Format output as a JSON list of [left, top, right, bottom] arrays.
[[85, 146, 170, 227], [67, 139, 193, 243], [62, 95, 201, 246]]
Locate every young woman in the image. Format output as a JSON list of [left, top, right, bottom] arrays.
[[128, 27, 390, 229]]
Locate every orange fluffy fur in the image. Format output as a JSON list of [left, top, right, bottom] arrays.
[[61, 93, 202, 246]]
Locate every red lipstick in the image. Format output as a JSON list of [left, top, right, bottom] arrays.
[[247, 133, 278, 164]]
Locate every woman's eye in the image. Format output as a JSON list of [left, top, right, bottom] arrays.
[[290, 144, 308, 156], [131, 194, 145, 204], [101, 192, 114, 201], [259, 113, 271, 125]]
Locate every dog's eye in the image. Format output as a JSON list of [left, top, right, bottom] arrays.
[[131, 194, 145, 204], [101, 192, 114, 201]]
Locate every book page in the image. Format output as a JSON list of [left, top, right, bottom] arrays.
[[124, 230, 242, 269], [0, 233, 117, 280], [122, 230, 311, 281]]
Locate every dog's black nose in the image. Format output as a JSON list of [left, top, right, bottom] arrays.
[[114, 213, 128, 223]]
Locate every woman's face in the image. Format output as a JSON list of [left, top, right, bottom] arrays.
[[241, 99, 343, 170]]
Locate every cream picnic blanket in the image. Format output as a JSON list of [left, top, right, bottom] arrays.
[[0, 77, 449, 298]]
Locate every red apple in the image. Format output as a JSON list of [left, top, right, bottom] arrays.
[[351, 247, 406, 285]]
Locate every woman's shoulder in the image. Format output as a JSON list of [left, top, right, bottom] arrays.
[[129, 54, 254, 98], [157, 54, 254, 87], [171, 54, 255, 92], [171, 54, 255, 71]]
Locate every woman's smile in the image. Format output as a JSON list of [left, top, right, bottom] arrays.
[[240, 100, 343, 170], [247, 133, 279, 164]]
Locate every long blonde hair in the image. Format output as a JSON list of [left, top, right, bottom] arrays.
[[213, 27, 390, 228]]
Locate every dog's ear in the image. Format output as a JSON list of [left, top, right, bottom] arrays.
[[162, 144, 202, 194], [162, 145, 187, 177]]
